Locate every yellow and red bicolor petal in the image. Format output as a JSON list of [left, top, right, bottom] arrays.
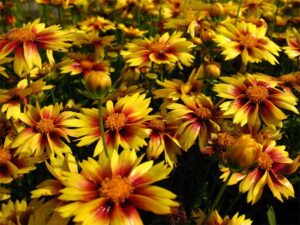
[[249, 170, 268, 204], [220, 167, 246, 185], [59, 172, 99, 201], [178, 121, 200, 151], [119, 125, 148, 150], [31, 179, 63, 198], [110, 149, 137, 177], [14, 46, 29, 75], [259, 100, 286, 127], [23, 41, 42, 70], [80, 157, 108, 183], [11, 127, 37, 149], [239, 169, 261, 193], [0, 41, 18, 59], [111, 203, 143, 225], [129, 193, 175, 215]]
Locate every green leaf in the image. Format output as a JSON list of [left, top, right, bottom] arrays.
[[267, 205, 277, 225]]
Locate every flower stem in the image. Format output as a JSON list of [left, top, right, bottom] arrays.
[[235, 0, 243, 25], [201, 170, 233, 225], [98, 98, 109, 158]]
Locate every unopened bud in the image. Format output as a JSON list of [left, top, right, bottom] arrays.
[[204, 63, 221, 78], [210, 3, 225, 17], [85, 72, 111, 98]]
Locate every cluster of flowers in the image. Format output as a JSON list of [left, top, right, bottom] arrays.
[[0, 0, 300, 224]]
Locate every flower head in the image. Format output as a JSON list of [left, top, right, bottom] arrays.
[[58, 149, 179, 225], [283, 28, 300, 59], [11, 103, 75, 157], [121, 31, 195, 67], [0, 19, 72, 75], [214, 73, 299, 128], [213, 20, 280, 65]]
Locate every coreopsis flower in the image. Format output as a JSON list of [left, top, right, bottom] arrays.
[[167, 94, 220, 151], [283, 28, 300, 59], [0, 186, 10, 201], [153, 66, 204, 101], [60, 52, 111, 77], [121, 31, 195, 67], [11, 103, 75, 157], [0, 19, 72, 76], [31, 153, 78, 198], [225, 134, 261, 169], [145, 115, 181, 167], [239, 141, 299, 204], [58, 148, 179, 225], [80, 16, 116, 32], [70, 93, 152, 156], [213, 73, 299, 128], [0, 136, 37, 184], [278, 71, 300, 92], [241, 0, 275, 18], [118, 24, 148, 38], [0, 199, 68, 225], [213, 20, 280, 65], [72, 31, 115, 59], [192, 209, 252, 225], [36, 0, 88, 8]]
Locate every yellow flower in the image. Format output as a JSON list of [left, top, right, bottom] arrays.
[[145, 115, 182, 167], [11, 103, 75, 157], [69, 93, 152, 156], [57, 149, 179, 225], [36, 0, 87, 8], [213, 73, 299, 128], [121, 31, 195, 67], [213, 20, 280, 65], [118, 24, 148, 38], [283, 28, 300, 59], [192, 209, 252, 225], [225, 134, 261, 169], [167, 94, 220, 151], [0, 19, 72, 76], [80, 16, 116, 32]]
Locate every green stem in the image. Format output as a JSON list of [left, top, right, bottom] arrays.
[[235, 0, 243, 25], [201, 170, 233, 225], [98, 98, 109, 158]]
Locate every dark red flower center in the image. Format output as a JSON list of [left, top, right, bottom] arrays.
[[0, 148, 12, 164]]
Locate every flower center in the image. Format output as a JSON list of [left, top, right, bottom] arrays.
[[239, 34, 257, 48], [36, 119, 55, 134], [100, 176, 134, 203], [80, 60, 94, 69], [216, 132, 235, 147], [246, 86, 269, 103], [7, 28, 36, 42], [148, 118, 166, 132], [195, 107, 212, 120], [105, 113, 127, 131], [0, 149, 12, 164], [258, 152, 273, 170]]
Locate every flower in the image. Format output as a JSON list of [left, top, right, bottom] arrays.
[[60, 52, 111, 77], [145, 115, 181, 167], [0, 198, 68, 225], [167, 94, 220, 150], [121, 31, 195, 67], [118, 24, 148, 38], [80, 16, 116, 32], [225, 134, 261, 169], [57, 148, 179, 225], [283, 28, 300, 59], [11, 103, 74, 157], [0, 19, 72, 76], [239, 141, 298, 204], [70, 93, 152, 156], [0, 136, 38, 184], [35, 0, 88, 8], [213, 20, 280, 65], [191, 209, 252, 225], [213, 73, 299, 128]]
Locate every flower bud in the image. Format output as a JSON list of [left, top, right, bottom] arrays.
[[209, 3, 225, 17], [204, 63, 221, 78], [85, 72, 111, 99], [225, 135, 261, 169]]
